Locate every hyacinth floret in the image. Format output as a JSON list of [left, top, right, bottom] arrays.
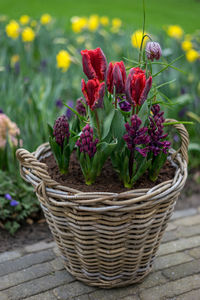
[[53, 115, 70, 147], [76, 124, 99, 158], [123, 115, 150, 157], [76, 97, 86, 116], [148, 104, 171, 156]]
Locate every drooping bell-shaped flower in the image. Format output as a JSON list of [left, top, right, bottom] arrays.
[[146, 42, 162, 61], [76, 124, 99, 158], [125, 67, 152, 106], [106, 61, 126, 94], [53, 115, 70, 147], [81, 78, 105, 111], [81, 47, 107, 81]]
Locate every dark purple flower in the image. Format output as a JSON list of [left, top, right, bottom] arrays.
[[76, 124, 99, 158], [40, 59, 47, 70], [55, 99, 63, 109], [173, 134, 180, 143], [146, 42, 162, 61], [53, 115, 70, 147], [5, 193, 12, 201], [148, 104, 171, 156], [14, 62, 20, 75], [76, 97, 86, 116], [0, 109, 3, 114], [10, 199, 19, 207], [65, 100, 74, 120], [118, 96, 131, 112], [123, 115, 150, 157], [178, 107, 187, 118]]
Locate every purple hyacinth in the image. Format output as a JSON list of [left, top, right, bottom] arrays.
[[76, 97, 86, 116], [118, 96, 131, 112], [146, 42, 162, 61], [65, 100, 74, 120], [123, 115, 150, 157], [55, 99, 63, 109], [148, 104, 171, 156], [76, 124, 99, 158], [53, 115, 70, 147]]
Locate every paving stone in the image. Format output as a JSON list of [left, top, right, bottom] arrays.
[[88, 285, 138, 300], [0, 292, 8, 300], [50, 257, 65, 271], [24, 241, 56, 253], [188, 247, 200, 259], [53, 246, 61, 256], [53, 281, 95, 299], [0, 250, 22, 263], [139, 274, 200, 300], [0, 261, 53, 291], [153, 252, 193, 271], [166, 223, 177, 232], [173, 215, 200, 226], [162, 231, 177, 243], [73, 295, 91, 300], [173, 288, 200, 300], [2, 270, 74, 300], [120, 296, 140, 300], [176, 224, 200, 239], [158, 236, 200, 256], [0, 249, 55, 276], [137, 271, 167, 290], [163, 259, 200, 280], [24, 291, 56, 300], [171, 208, 197, 220]]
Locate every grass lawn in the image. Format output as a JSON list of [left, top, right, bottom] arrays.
[[0, 0, 200, 33]]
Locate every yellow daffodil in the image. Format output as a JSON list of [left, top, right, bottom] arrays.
[[10, 54, 19, 67], [40, 14, 52, 25], [111, 18, 122, 33], [22, 27, 35, 42], [31, 20, 37, 27], [76, 36, 86, 44], [131, 30, 147, 49], [5, 20, 20, 39], [56, 50, 71, 72], [71, 17, 87, 33], [19, 15, 30, 25], [100, 16, 109, 26], [167, 25, 183, 39], [182, 40, 192, 52], [88, 15, 99, 32], [186, 49, 199, 62]]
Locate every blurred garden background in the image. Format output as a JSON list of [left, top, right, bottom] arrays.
[[0, 0, 200, 237]]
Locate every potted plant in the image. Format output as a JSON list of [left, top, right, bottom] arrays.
[[17, 43, 189, 288]]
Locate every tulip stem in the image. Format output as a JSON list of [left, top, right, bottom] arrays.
[[94, 110, 101, 138], [132, 105, 135, 115]]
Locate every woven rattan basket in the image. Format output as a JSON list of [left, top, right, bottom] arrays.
[[16, 119, 189, 288]]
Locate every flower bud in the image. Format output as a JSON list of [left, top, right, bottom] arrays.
[[53, 115, 70, 147], [76, 124, 98, 158], [145, 42, 162, 61]]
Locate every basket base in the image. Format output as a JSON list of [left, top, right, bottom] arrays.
[[63, 262, 153, 288]]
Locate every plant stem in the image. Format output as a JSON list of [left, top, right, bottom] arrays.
[[132, 105, 135, 115], [115, 96, 117, 109], [94, 110, 101, 138], [129, 149, 135, 179]]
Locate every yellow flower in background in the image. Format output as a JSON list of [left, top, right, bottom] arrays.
[[5, 20, 20, 39], [76, 36, 86, 44], [111, 18, 122, 33], [186, 49, 199, 62], [31, 20, 37, 27], [0, 15, 8, 22], [131, 30, 147, 49], [71, 17, 87, 33], [88, 15, 99, 32], [167, 25, 183, 39], [10, 54, 19, 67], [40, 14, 52, 25], [100, 16, 109, 26], [182, 40, 192, 52], [22, 27, 35, 42], [56, 50, 71, 72], [19, 15, 30, 25]]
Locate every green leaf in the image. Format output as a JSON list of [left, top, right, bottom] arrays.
[[110, 110, 125, 147], [64, 103, 86, 121], [102, 109, 115, 140], [138, 100, 149, 125], [149, 152, 167, 182], [188, 143, 200, 152]]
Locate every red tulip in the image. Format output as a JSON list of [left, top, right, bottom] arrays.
[[81, 47, 107, 82], [106, 61, 126, 94], [125, 67, 152, 106], [81, 78, 105, 111]]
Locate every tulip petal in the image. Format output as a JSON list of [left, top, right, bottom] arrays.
[[140, 76, 152, 105]]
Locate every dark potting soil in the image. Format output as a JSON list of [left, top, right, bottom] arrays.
[[42, 152, 175, 193]]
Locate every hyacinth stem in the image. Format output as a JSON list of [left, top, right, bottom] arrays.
[[136, 105, 139, 114], [115, 96, 117, 109], [131, 105, 135, 115], [129, 149, 134, 179], [94, 110, 101, 138]]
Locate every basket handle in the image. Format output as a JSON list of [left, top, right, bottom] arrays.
[[16, 148, 53, 185], [165, 118, 189, 163]]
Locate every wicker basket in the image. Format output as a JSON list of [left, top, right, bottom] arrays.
[[16, 119, 189, 288]]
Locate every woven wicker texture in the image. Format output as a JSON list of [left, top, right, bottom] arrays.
[[16, 119, 189, 288]]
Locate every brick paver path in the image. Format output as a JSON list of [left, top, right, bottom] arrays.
[[0, 207, 200, 300]]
